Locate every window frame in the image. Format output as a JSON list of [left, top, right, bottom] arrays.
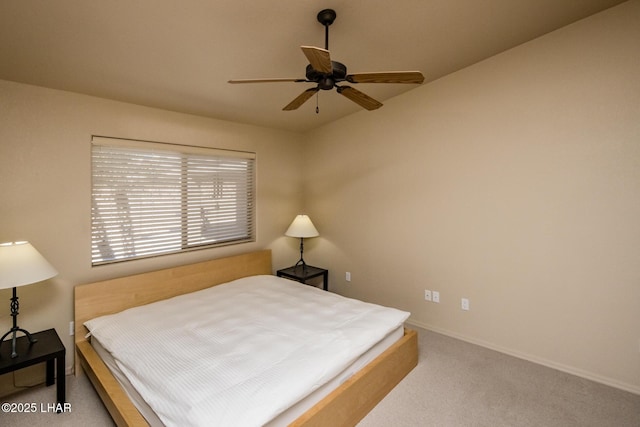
[[91, 136, 256, 266]]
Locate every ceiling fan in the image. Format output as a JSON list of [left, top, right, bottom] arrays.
[[228, 8, 425, 112]]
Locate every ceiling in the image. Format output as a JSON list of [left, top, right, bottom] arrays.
[[0, 1, 627, 133]]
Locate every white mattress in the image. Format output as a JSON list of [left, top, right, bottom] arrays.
[[85, 275, 409, 427]]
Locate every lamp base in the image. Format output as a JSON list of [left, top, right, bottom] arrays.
[[0, 286, 36, 358], [0, 327, 37, 359], [294, 257, 309, 272]]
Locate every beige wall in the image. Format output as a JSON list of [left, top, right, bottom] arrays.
[[0, 80, 303, 391], [0, 0, 638, 398], [303, 1, 640, 393]]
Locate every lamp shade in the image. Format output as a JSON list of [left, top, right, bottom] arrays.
[[285, 215, 319, 238], [0, 241, 58, 290]]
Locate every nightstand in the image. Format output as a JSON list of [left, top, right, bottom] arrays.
[[277, 265, 329, 291], [0, 328, 66, 405]]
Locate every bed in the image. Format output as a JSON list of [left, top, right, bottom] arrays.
[[74, 250, 418, 426]]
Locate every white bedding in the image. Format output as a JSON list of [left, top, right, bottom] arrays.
[[91, 326, 405, 427], [84, 274, 410, 427]]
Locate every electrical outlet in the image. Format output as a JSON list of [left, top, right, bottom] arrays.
[[345, 272, 351, 282], [69, 321, 75, 336], [461, 298, 470, 311], [432, 291, 440, 303], [424, 290, 432, 301]]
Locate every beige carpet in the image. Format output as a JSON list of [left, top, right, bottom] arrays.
[[359, 327, 640, 426], [1, 326, 638, 426]]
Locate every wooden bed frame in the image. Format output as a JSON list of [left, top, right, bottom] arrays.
[[74, 250, 418, 427]]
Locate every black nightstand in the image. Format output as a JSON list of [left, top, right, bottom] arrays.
[[0, 328, 66, 405], [277, 265, 329, 291]]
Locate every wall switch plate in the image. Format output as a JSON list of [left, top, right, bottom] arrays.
[[461, 298, 470, 311], [424, 290, 432, 301], [69, 321, 75, 336], [345, 272, 351, 282], [432, 291, 440, 303]]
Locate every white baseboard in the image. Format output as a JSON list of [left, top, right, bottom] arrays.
[[406, 319, 640, 396]]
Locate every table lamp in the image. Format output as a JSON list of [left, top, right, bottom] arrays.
[[285, 215, 319, 270], [0, 241, 58, 358]]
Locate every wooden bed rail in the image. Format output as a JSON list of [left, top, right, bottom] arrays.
[[291, 328, 418, 427], [76, 340, 148, 426]]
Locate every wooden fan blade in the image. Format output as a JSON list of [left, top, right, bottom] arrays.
[[228, 78, 306, 84], [346, 71, 425, 84], [337, 86, 383, 111], [301, 46, 332, 74], [283, 88, 320, 111]]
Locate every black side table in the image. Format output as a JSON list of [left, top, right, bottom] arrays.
[[0, 328, 66, 405], [277, 265, 329, 291]]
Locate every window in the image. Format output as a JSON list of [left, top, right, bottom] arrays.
[[91, 136, 255, 265]]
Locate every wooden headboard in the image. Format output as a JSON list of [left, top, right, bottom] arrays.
[[74, 250, 272, 362]]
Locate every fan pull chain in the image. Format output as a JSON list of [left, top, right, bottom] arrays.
[[316, 93, 319, 114]]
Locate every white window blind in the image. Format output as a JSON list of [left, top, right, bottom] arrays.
[[91, 136, 255, 265]]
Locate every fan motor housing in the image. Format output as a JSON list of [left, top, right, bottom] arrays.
[[306, 61, 346, 90]]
